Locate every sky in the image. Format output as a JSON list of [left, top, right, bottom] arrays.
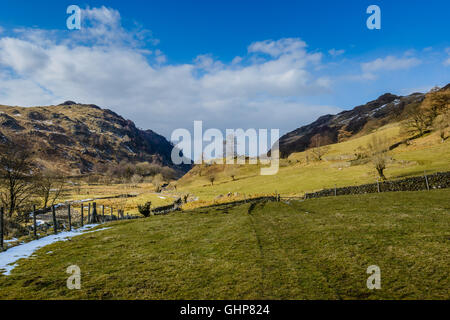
[[0, 0, 449, 139]]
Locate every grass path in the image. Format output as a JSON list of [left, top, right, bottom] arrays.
[[0, 190, 448, 299]]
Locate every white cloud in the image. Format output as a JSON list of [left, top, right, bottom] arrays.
[[361, 55, 421, 73], [444, 58, 450, 67], [0, 7, 338, 137], [444, 48, 450, 66], [328, 48, 345, 56], [231, 56, 243, 65], [248, 38, 308, 57]]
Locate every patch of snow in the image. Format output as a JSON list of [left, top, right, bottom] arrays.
[[124, 145, 135, 154], [0, 225, 110, 276], [35, 220, 46, 226], [4, 238, 18, 243], [71, 199, 94, 203], [369, 103, 387, 115], [159, 196, 166, 199]]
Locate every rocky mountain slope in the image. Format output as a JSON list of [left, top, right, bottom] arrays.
[[278, 90, 433, 158], [0, 101, 190, 175]]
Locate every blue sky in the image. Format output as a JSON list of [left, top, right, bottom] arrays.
[[0, 0, 449, 138]]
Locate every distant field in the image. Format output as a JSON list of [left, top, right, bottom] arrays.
[[1, 189, 448, 299], [61, 182, 174, 215], [177, 124, 450, 203]]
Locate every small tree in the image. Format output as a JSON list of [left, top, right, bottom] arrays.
[[152, 173, 163, 193], [208, 174, 216, 186], [35, 169, 65, 210], [0, 138, 36, 218], [137, 201, 152, 217], [226, 165, 237, 181], [433, 111, 449, 143], [309, 134, 331, 161], [404, 89, 450, 137], [403, 106, 431, 136], [366, 136, 390, 180], [423, 89, 450, 122], [130, 174, 143, 187]]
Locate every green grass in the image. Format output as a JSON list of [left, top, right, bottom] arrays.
[[1, 189, 448, 299]]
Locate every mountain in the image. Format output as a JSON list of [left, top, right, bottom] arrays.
[[277, 91, 430, 158], [0, 101, 191, 175]]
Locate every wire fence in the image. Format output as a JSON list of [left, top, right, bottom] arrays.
[[0, 201, 141, 252]]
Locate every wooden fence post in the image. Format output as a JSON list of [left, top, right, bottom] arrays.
[[52, 205, 58, 235], [0, 207, 4, 251], [424, 171, 430, 191], [334, 185, 337, 197], [102, 205, 105, 222], [92, 202, 98, 223], [377, 179, 380, 193], [88, 203, 91, 224], [81, 204, 84, 227], [68, 204, 72, 231], [33, 205, 37, 238]]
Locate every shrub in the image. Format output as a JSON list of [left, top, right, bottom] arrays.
[[137, 201, 152, 217]]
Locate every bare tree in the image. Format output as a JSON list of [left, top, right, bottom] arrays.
[[152, 173, 163, 193], [423, 89, 450, 122], [34, 169, 65, 209], [403, 106, 431, 137], [405, 89, 450, 137], [366, 135, 390, 180], [226, 165, 237, 181], [130, 173, 143, 187], [309, 134, 332, 161], [208, 174, 216, 186], [433, 111, 449, 143], [0, 138, 36, 217]]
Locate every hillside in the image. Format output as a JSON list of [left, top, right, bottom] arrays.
[[169, 85, 450, 204], [0, 101, 191, 176], [177, 120, 450, 204], [276, 87, 449, 158]]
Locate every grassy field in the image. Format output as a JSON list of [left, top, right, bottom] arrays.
[[177, 123, 450, 203], [1, 189, 448, 300], [60, 182, 175, 215]]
